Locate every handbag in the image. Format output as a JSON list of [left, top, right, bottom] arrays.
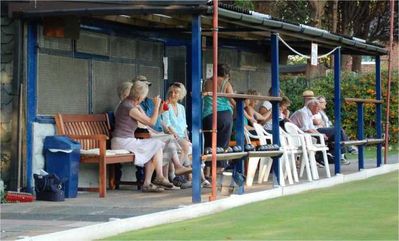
[[34, 174, 65, 201], [232, 167, 246, 186]]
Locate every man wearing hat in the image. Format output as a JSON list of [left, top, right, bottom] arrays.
[[302, 89, 314, 105], [135, 75, 163, 132]]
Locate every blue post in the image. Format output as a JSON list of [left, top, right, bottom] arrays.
[[333, 47, 342, 174], [271, 33, 280, 185], [235, 99, 245, 194], [26, 22, 37, 193], [357, 103, 365, 170], [375, 56, 382, 167], [191, 15, 202, 203]]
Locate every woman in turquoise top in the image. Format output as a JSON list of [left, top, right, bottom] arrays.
[[202, 64, 235, 170], [162, 82, 212, 187]]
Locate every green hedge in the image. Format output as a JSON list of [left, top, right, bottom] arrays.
[[280, 70, 398, 143]]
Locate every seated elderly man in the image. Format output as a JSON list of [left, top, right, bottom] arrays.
[[289, 99, 350, 165]]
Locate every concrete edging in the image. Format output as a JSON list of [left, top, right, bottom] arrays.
[[22, 164, 399, 241]]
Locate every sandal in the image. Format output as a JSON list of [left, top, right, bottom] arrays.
[[153, 177, 174, 189], [142, 183, 164, 193]]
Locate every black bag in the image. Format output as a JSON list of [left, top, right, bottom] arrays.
[[34, 174, 65, 201], [232, 167, 246, 186]]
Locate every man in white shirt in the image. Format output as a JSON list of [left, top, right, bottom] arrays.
[[290, 99, 322, 134], [290, 99, 350, 165]]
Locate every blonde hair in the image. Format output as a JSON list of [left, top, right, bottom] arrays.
[[117, 81, 133, 100], [167, 82, 187, 101], [130, 80, 149, 101]]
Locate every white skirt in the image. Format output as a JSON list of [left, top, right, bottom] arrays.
[[111, 137, 165, 167]]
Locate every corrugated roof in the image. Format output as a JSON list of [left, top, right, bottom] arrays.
[[211, 4, 387, 55]]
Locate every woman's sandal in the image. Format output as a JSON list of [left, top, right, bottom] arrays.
[[153, 177, 174, 189], [142, 183, 164, 193]]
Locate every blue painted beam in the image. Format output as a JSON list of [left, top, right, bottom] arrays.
[[26, 22, 37, 193], [375, 55, 382, 167], [333, 48, 342, 174], [271, 33, 280, 185], [357, 103, 365, 170], [235, 99, 245, 194], [191, 15, 202, 203]]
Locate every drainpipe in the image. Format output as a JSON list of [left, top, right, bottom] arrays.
[[384, 0, 395, 164], [209, 0, 218, 202]]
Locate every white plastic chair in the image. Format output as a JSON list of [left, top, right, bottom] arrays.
[[279, 128, 299, 183], [251, 123, 293, 186], [284, 122, 331, 179], [244, 128, 273, 186]]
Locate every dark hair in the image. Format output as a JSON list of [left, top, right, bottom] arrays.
[[217, 64, 231, 78]]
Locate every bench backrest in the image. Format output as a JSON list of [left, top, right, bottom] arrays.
[[55, 113, 111, 150]]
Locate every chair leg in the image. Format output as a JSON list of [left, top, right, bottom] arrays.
[[262, 158, 273, 183], [283, 154, 294, 185], [246, 157, 260, 187], [302, 153, 313, 181], [308, 151, 319, 180], [322, 150, 331, 178], [290, 153, 299, 182]]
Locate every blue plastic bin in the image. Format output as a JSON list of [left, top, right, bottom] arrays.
[[43, 136, 80, 198]]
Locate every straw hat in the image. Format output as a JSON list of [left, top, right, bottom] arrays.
[[302, 90, 314, 97]]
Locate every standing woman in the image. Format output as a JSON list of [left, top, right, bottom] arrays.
[[111, 80, 173, 192], [202, 64, 235, 173]]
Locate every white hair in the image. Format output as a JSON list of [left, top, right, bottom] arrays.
[[117, 81, 133, 100], [167, 82, 187, 101], [130, 80, 149, 100]]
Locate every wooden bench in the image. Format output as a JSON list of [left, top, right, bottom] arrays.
[[55, 113, 135, 198]]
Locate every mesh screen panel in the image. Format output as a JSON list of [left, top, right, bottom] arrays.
[[137, 40, 162, 63], [230, 70, 248, 93], [76, 31, 109, 56], [138, 65, 162, 98], [110, 36, 136, 59], [92, 61, 136, 114], [37, 54, 89, 115], [249, 70, 270, 95], [165, 46, 186, 84]]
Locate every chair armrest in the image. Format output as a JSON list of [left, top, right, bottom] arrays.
[[308, 133, 326, 145]]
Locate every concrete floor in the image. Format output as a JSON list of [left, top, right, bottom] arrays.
[[1, 155, 397, 240]]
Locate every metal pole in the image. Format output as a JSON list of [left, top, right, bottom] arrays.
[[235, 99, 245, 194], [375, 56, 382, 167], [191, 15, 202, 203], [26, 22, 37, 193], [271, 33, 280, 185], [357, 103, 364, 170], [210, 0, 218, 201], [333, 47, 342, 174]]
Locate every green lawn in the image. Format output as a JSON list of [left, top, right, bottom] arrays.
[[347, 143, 399, 161], [104, 172, 399, 240]]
